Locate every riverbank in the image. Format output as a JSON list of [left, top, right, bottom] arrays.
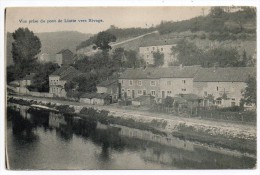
[[7, 95, 257, 154]]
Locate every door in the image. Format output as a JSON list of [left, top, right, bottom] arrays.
[[162, 91, 165, 99], [132, 90, 135, 99]]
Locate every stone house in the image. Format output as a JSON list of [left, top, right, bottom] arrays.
[[119, 65, 201, 101], [119, 68, 160, 99], [139, 39, 178, 67], [49, 66, 79, 97], [56, 49, 74, 67], [193, 67, 255, 107]]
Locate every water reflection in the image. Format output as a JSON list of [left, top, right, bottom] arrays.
[[6, 104, 256, 169]]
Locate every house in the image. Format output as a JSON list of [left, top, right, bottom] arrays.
[[159, 65, 201, 99], [12, 73, 36, 94], [119, 68, 160, 99], [118, 65, 201, 101], [139, 39, 178, 67], [56, 49, 74, 66], [79, 93, 111, 105], [49, 66, 79, 97], [96, 79, 119, 103], [132, 95, 155, 107], [193, 67, 256, 107]]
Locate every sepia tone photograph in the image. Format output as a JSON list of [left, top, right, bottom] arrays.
[[5, 6, 256, 170]]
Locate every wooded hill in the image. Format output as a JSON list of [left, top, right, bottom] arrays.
[[76, 7, 256, 57]]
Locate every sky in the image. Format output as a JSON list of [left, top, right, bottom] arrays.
[[5, 7, 210, 34]]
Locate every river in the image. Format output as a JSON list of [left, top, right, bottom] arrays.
[[6, 104, 256, 170]]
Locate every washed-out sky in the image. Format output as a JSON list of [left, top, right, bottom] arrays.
[[5, 7, 210, 34]]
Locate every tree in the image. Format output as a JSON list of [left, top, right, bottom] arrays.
[[153, 51, 164, 67], [172, 39, 204, 66], [242, 75, 256, 105], [125, 50, 139, 68], [32, 62, 60, 92], [112, 47, 125, 68], [93, 31, 116, 52], [206, 47, 240, 67], [163, 96, 174, 107], [11, 28, 41, 78], [209, 7, 226, 18]]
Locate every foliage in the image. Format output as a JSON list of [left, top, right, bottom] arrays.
[[93, 31, 116, 51], [242, 75, 256, 105], [163, 96, 174, 107], [171, 39, 204, 66], [55, 105, 75, 114], [11, 28, 41, 79], [157, 7, 256, 38], [32, 62, 60, 92], [209, 7, 226, 18], [153, 51, 164, 67], [172, 39, 250, 67]]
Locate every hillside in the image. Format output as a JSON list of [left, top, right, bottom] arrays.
[[76, 7, 256, 57], [6, 31, 92, 66]]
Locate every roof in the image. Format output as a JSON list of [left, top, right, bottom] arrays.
[[140, 39, 178, 47], [56, 49, 73, 54], [50, 66, 80, 81], [80, 93, 110, 99], [119, 66, 201, 79], [194, 67, 256, 82], [22, 73, 36, 80], [97, 79, 118, 87]]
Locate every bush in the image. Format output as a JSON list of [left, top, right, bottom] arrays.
[[56, 105, 75, 114]]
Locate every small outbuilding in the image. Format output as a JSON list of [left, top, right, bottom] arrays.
[[79, 93, 111, 105]]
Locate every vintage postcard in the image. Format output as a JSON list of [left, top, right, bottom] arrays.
[[5, 6, 257, 170]]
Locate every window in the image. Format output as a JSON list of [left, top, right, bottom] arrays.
[[138, 80, 142, 86], [216, 86, 219, 91], [138, 90, 142, 95], [121, 88, 125, 93], [167, 81, 171, 86], [167, 91, 172, 95], [121, 80, 124, 85], [204, 91, 208, 96], [143, 90, 146, 95], [151, 90, 156, 96], [127, 90, 131, 96], [150, 80, 156, 86], [182, 88, 186, 92], [231, 98, 235, 101], [182, 80, 186, 84], [129, 80, 133, 86], [161, 47, 163, 51]]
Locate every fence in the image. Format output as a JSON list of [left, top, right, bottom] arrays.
[[150, 104, 256, 123]]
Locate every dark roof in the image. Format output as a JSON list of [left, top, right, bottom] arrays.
[[50, 66, 80, 81], [80, 93, 110, 99], [97, 79, 118, 87], [140, 39, 178, 47], [22, 73, 35, 80], [194, 67, 256, 82], [56, 49, 73, 54], [119, 66, 201, 79], [133, 95, 155, 102]]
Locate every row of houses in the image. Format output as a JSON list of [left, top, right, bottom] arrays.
[[118, 65, 255, 108]]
